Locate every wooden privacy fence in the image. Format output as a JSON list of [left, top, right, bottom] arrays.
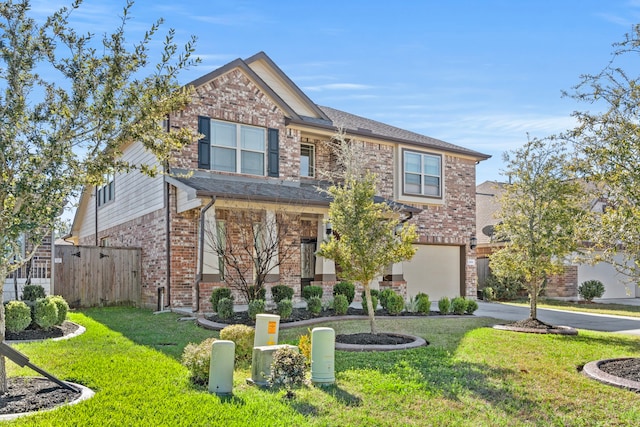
[[54, 245, 141, 307]]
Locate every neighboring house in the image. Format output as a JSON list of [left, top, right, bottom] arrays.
[[69, 52, 490, 311], [476, 180, 638, 299], [3, 233, 56, 301]]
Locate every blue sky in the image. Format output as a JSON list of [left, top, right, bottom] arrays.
[[33, 0, 640, 184]]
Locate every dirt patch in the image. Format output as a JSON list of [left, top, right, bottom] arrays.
[[598, 359, 640, 382]]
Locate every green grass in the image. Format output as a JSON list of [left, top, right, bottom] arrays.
[[5, 307, 640, 426], [507, 298, 640, 318]]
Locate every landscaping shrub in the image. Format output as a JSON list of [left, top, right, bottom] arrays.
[[306, 296, 322, 315], [217, 298, 234, 320], [21, 284, 46, 301], [220, 324, 255, 365], [482, 286, 495, 301], [46, 295, 69, 325], [386, 292, 404, 315], [33, 297, 58, 330], [302, 285, 323, 301], [465, 299, 479, 314], [277, 299, 293, 319], [333, 281, 355, 304], [210, 287, 232, 312], [248, 299, 266, 320], [438, 297, 451, 314], [416, 293, 430, 315], [182, 337, 217, 385], [579, 280, 605, 302], [333, 294, 349, 315], [484, 273, 524, 300], [268, 346, 307, 396], [379, 289, 396, 311], [362, 295, 378, 315], [5, 300, 32, 333], [271, 285, 294, 303], [297, 330, 311, 364], [451, 297, 467, 315], [405, 296, 419, 313]]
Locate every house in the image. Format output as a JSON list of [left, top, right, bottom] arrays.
[[68, 52, 490, 312], [3, 233, 56, 301], [476, 180, 638, 299]]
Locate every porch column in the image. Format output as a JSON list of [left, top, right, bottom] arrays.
[[202, 207, 222, 279], [315, 213, 336, 281]]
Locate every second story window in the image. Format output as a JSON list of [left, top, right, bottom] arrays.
[[403, 150, 441, 198], [300, 143, 315, 178], [97, 174, 115, 207], [211, 120, 266, 175]]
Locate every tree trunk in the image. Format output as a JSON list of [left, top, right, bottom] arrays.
[[529, 281, 539, 320], [0, 301, 6, 394], [363, 282, 377, 335]]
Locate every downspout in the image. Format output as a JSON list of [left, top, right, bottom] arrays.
[[164, 115, 172, 308], [94, 186, 99, 246], [164, 174, 171, 308], [195, 197, 216, 312]]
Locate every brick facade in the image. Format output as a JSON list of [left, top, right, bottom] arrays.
[[75, 54, 485, 311]]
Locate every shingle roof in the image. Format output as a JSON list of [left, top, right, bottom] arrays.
[[168, 170, 421, 214], [316, 106, 490, 160]]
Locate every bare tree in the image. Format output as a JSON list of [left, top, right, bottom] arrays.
[[204, 208, 300, 303]]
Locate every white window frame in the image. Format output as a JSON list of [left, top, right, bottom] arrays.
[[402, 149, 442, 198], [300, 143, 315, 178], [97, 173, 115, 207], [211, 120, 266, 176]]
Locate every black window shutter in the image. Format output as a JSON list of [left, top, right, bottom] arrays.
[[267, 128, 279, 177], [198, 116, 211, 169]]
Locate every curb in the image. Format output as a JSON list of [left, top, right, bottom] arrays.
[[492, 324, 578, 335]]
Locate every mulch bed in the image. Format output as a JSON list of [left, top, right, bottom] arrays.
[[0, 377, 80, 415], [598, 359, 640, 383], [5, 321, 79, 341], [335, 332, 416, 345], [1, 321, 83, 417]]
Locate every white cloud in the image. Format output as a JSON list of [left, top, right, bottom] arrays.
[[303, 83, 374, 92]]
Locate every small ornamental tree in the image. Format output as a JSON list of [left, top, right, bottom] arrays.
[[564, 25, 640, 284], [490, 137, 586, 320], [317, 133, 417, 334], [0, 0, 198, 392]]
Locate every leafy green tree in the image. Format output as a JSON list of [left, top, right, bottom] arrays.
[[0, 0, 197, 392], [490, 137, 586, 320], [317, 134, 417, 334], [563, 24, 640, 282]]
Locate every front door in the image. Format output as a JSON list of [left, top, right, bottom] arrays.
[[300, 238, 317, 290]]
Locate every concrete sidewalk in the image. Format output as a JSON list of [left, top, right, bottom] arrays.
[[475, 300, 640, 335]]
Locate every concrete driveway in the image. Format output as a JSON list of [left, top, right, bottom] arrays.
[[475, 300, 640, 335]]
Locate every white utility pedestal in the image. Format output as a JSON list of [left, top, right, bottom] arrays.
[[311, 327, 335, 385], [208, 340, 235, 395], [250, 344, 298, 386], [254, 313, 280, 347]]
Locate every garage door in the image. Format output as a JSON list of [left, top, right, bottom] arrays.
[[403, 245, 461, 300]]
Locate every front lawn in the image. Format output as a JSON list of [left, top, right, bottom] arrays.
[[5, 307, 640, 426]]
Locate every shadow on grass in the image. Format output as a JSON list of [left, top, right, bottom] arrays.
[[315, 383, 362, 407]]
